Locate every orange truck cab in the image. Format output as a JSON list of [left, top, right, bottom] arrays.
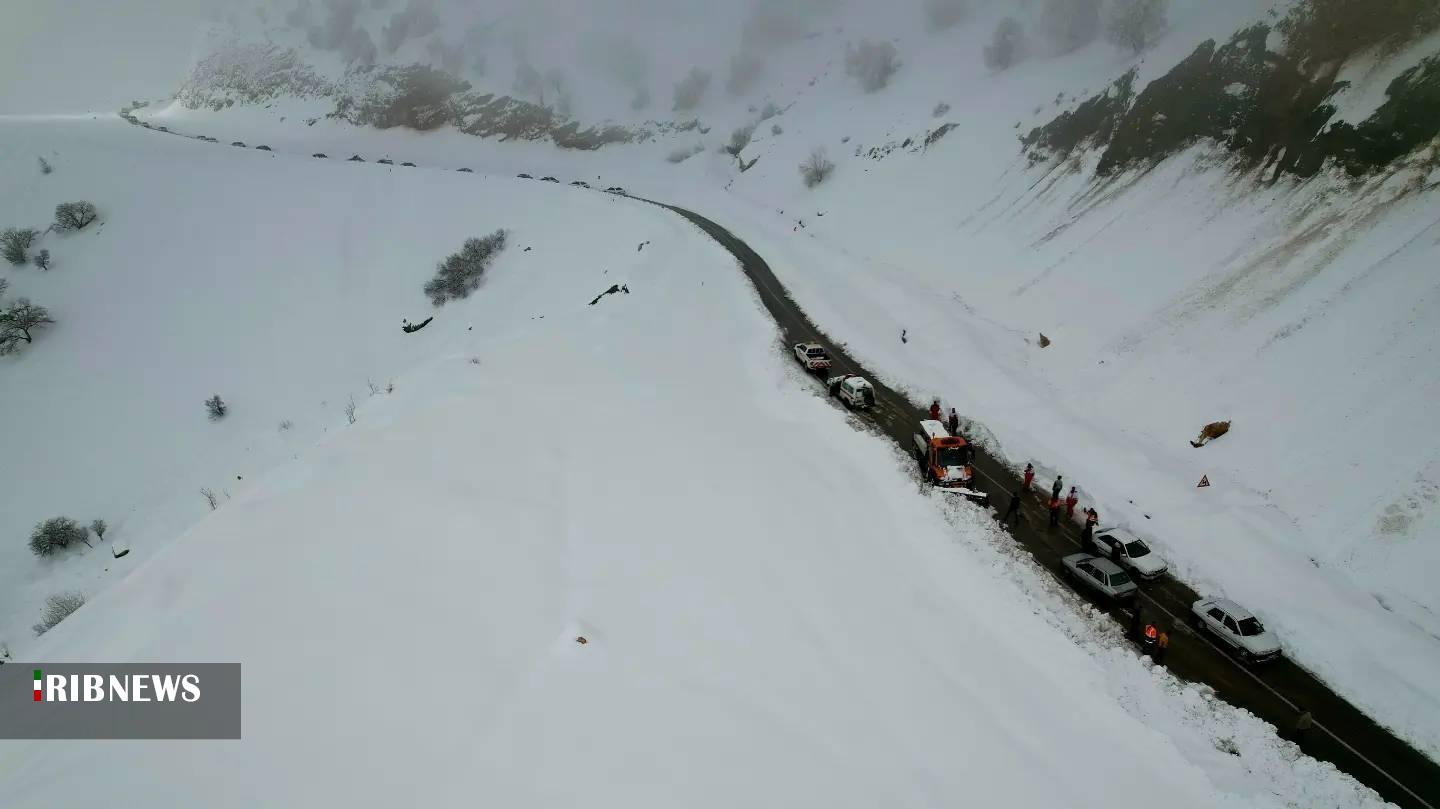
[[913, 420, 988, 504]]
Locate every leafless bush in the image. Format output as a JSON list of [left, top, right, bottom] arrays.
[[28, 517, 89, 557], [934, 102, 951, 117], [344, 396, 358, 424], [800, 148, 836, 188], [33, 592, 85, 636], [845, 40, 901, 93], [925, 0, 969, 31], [771, 123, 783, 135], [984, 18, 1027, 70], [205, 394, 228, 420], [726, 124, 756, 156], [2, 227, 38, 265], [201, 488, 219, 510], [90, 519, 108, 541], [54, 201, 99, 231], [672, 68, 712, 111], [0, 298, 55, 354], [425, 229, 508, 305], [38, 156, 53, 175], [33, 249, 51, 270], [367, 378, 382, 396], [1105, 0, 1167, 54], [278, 419, 295, 431]]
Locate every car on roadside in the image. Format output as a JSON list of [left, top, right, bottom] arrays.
[[457, 167, 474, 173], [606, 186, 626, 194], [827, 374, 875, 410], [570, 180, 589, 187], [793, 342, 832, 372], [517, 173, 533, 178], [255, 145, 272, 151], [1061, 553, 1138, 602], [1088, 527, 1167, 581], [1191, 598, 1281, 664], [541, 176, 559, 182], [401, 161, 416, 167], [313, 153, 328, 159], [231, 141, 247, 147], [377, 158, 394, 165], [349, 154, 365, 162]]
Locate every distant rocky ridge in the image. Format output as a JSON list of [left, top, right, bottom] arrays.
[[176, 42, 701, 150]]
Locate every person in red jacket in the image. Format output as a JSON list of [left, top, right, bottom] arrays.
[[929, 399, 942, 421], [1065, 487, 1078, 519], [1023, 463, 1034, 491], [947, 407, 960, 436]]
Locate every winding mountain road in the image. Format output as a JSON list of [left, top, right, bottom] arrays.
[[122, 112, 1439, 809]]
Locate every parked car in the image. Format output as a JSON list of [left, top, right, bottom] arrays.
[[313, 153, 328, 159], [457, 167, 474, 173], [401, 161, 416, 167], [826, 374, 875, 410], [377, 158, 394, 165], [231, 141, 247, 147], [255, 145, 272, 151], [570, 180, 589, 187], [157, 126, 170, 132], [1061, 553, 1138, 602], [517, 173, 533, 178], [349, 154, 366, 162], [793, 342, 832, 371], [1191, 598, 1282, 663], [541, 176, 559, 182], [606, 186, 626, 194], [1088, 527, 1167, 580]]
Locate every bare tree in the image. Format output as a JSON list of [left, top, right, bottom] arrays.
[[1105, 0, 1167, 54], [672, 68, 712, 111], [205, 394, 228, 420], [33, 249, 51, 270], [799, 148, 836, 188], [845, 40, 902, 92], [2, 227, 38, 265], [771, 123, 783, 135], [29, 517, 89, 556], [54, 201, 99, 231], [33, 592, 85, 636], [344, 396, 358, 424], [38, 156, 53, 175], [90, 519, 108, 541], [0, 298, 54, 354], [984, 18, 1027, 70], [201, 488, 219, 510]]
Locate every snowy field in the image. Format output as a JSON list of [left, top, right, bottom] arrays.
[[0, 115, 1387, 808]]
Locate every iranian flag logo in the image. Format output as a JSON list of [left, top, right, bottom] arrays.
[[33, 669, 42, 702]]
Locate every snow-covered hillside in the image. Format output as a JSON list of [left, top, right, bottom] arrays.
[[0, 117, 1387, 808]]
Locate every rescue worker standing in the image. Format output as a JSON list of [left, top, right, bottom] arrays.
[[1003, 490, 1023, 526], [1065, 486, 1078, 519], [1023, 463, 1035, 491], [1155, 630, 1170, 664], [947, 407, 960, 436], [1081, 508, 1099, 545], [1047, 495, 1062, 527], [1051, 475, 1064, 501], [929, 399, 942, 421]]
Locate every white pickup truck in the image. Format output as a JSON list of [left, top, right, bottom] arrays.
[[793, 342, 832, 372]]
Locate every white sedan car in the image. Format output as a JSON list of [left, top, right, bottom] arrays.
[[1088, 527, 1168, 580], [1191, 598, 1282, 664]]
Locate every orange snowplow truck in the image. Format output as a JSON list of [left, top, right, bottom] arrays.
[[913, 420, 989, 505]]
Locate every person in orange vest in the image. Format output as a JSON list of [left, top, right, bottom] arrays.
[[1142, 623, 1159, 655], [1155, 630, 1170, 664], [1023, 463, 1034, 491], [1047, 495, 1062, 527], [1064, 486, 1078, 519], [929, 399, 942, 421], [1080, 507, 1098, 545]]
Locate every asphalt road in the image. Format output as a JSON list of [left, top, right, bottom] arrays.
[[652, 201, 1440, 809], [115, 112, 1436, 807]]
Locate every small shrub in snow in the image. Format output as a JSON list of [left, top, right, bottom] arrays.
[[2, 227, 38, 265], [726, 124, 756, 156], [672, 67, 712, 111], [933, 101, 951, 117], [799, 148, 836, 188], [984, 18, 1026, 70], [28, 517, 89, 557], [54, 201, 98, 232], [925, 0, 968, 32], [201, 488, 219, 510], [278, 419, 295, 431], [90, 519, 108, 541], [845, 40, 901, 93], [205, 394, 228, 420], [0, 298, 54, 354], [345, 396, 358, 424], [1105, 0, 1167, 54], [425, 230, 508, 306], [33, 591, 85, 636], [771, 123, 783, 135], [37, 157, 53, 175], [33, 248, 51, 270]]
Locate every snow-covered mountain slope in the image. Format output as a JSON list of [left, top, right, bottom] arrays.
[[0, 118, 1387, 809]]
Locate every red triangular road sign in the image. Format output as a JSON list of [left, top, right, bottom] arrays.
[[1197, 475, 1211, 488]]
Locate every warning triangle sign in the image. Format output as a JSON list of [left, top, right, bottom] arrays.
[[1197, 475, 1211, 488]]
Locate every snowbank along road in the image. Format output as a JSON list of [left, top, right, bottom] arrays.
[[116, 114, 1439, 809]]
